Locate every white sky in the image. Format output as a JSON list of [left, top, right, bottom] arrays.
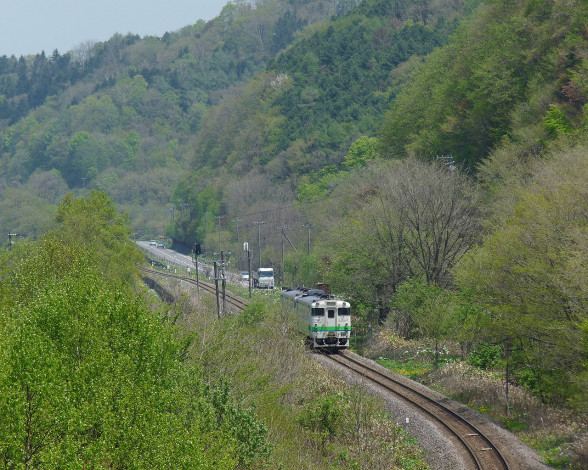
[[0, 0, 230, 57]]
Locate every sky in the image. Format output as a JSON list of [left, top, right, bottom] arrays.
[[0, 0, 230, 57]]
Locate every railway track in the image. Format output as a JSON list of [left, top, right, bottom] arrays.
[[141, 266, 515, 469], [138, 266, 249, 312], [325, 350, 511, 470]]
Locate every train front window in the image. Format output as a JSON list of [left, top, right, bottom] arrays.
[[328, 309, 335, 319], [338, 307, 350, 316], [312, 307, 324, 317]]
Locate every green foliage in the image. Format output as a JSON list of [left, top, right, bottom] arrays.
[[391, 277, 458, 368], [54, 191, 142, 283], [0, 1, 337, 240], [296, 165, 343, 201], [454, 142, 588, 407], [208, 382, 272, 467], [297, 393, 343, 444], [0, 225, 272, 468], [112, 75, 148, 107], [239, 300, 268, 325], [543, 104, 572, 136], [325, 158, 482, 324], [342, 136, 380, 170], [467, 343, 503, 369], [283, 252, 321, 287], [380, 0, 588, 165], [569, 320, 588, 412], [0, 187, 58, 241], [267, 13, 450, 168]]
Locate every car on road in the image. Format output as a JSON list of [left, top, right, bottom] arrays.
[[149, 240, 157, 246], [240, 271, 249, 281], [156, 242, 164, 248]]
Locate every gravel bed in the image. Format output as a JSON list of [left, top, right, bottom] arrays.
[[314, 353, 551, 470]]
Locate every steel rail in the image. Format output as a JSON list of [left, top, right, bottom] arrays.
[[327, 351, 511, 470], [138, 266, 249, 311], [140, 265, 511, 469]]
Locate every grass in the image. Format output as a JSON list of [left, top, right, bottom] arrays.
[[156, 277, 432, 469], [375, 357, 432, 380], [363, 331, 588, 469]]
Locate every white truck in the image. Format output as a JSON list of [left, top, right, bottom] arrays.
[[253, 267, 274, 289]]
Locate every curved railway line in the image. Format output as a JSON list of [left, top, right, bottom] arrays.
[[324, 350, 512, 470], [139, 265, 249, 311], [141, 266, 523, 470]]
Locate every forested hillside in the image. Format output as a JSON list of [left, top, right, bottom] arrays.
[[173, 0, 468, 245], [0, 0, 348, 239], [0, 0, 587, 466], [170, 0, 588, 432]]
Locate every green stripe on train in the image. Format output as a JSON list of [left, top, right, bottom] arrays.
[[310, 326, 351, 331]]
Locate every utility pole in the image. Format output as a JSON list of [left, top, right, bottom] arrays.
[[303, 223, 313, 283], [303, 224, 313, 255], [192, 243, 201, 295], [253, 221, 264, 269], [216, 215, 223, 248], [235, 218, 241, 244], [244, 242, 252, 298], [213, 258, 221, 319], [220, 251, 226, 313], [203, 211, 210, 252], [277, 226, 285, 286], [235, 218, 242, 269], [276, 226, 297, 286]]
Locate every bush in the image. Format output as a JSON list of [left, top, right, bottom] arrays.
[[467, 343, 503, 369]]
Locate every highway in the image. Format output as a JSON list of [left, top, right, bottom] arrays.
[[136, 240, 247, 287]]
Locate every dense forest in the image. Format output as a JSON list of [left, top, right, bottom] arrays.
[[0, 0, 587, 467]]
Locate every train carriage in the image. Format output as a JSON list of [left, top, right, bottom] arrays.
[[281, 287, 351, 349]]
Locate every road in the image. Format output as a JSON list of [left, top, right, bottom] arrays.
[[136, 241, 248, 287]]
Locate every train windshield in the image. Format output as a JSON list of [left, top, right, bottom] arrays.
[[338, 307, 350, 316], [311, 307, 324, 317], [328, 309, 335, 319]]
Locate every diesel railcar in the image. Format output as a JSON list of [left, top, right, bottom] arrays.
[[281, 287, 351, 349]]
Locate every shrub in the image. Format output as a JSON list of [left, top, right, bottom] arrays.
[[467, 343, 503, 369]]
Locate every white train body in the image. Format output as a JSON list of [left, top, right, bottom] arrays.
[[281, 287, 351, 349]]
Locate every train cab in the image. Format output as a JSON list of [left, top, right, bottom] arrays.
[[281, 287, 351, 350]]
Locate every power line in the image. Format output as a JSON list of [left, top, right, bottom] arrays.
[[226, 192, 347, 221]]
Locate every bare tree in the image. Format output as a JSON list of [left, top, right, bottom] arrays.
[[27, 171, 68, 204], [327, 158, 482, 316], [387, 158, 482, 286], [72, 40, 98, 67]]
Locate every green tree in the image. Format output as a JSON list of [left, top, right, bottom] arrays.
[[543, 104, 572, 136], [0, 191, 272, 467], [111, 74, 148, 108], [391, 277, 455, 367], [379, 0, 587, 165], [54, 191, 142, 282], [342, 136, 379, 170], [0, 238, 270, 468], [454, 143, 588, 406]]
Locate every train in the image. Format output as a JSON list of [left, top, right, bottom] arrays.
[[280, 286, 351, 350]]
